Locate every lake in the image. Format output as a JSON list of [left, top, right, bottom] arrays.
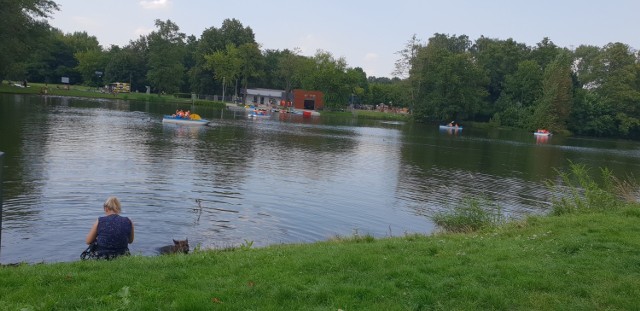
[[1, 94, 639, 263]]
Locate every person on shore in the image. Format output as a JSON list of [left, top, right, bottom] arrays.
[[85, 196, 134, 259]]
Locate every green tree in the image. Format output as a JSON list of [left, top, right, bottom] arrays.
[[24, 29, 83, 84], [472, 37, 530, 109], [146, 19, 186, 95], [573, 45, 602, 89], [204, 43, 242, 99], [492, 60, 543, 127], [190, 19, 256, 95], [75, 49, 107, 86], [275, 48, 305, 97], [530, 51, 573, 132], [104, 39, 148, 92], [0, 0, 59, 80], [594, 43, 640, 136], [346, 67, 369, 106], [530, 37, 561, 71], [238, 42, 264, 94], [413, 34, 488, 121], [394, 34, 423, 112], [300, 50, 352, 109]]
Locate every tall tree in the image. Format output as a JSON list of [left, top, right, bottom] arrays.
[[394, 34, 423, 112], [0, 0, 59, 80], [146, 19, 186, 95], [472, 37, 530, 107], [530, 37, 561, 71], [204, 43, 242, 99], [413, 34, 488, 121], [238, 42, 264, 93], [530, 51, 573, 131], [191, 19, 256, 95], [594, 43, 640, 136], [75, 49, 107, 86], [104, 38, 149, 92]]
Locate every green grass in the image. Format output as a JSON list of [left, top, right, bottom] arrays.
[[322, 110, 411, 121], [0, 81, 195, 104], [432, 196, 505, 233], [2, 203, 639, 310]]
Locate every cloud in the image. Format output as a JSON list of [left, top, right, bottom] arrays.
[[364, 53, 378, 61], [139, 0, 171, 9]]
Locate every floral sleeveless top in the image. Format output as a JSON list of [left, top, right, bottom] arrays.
[[96, 214, 132, 256]]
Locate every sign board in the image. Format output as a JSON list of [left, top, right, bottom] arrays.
[[61, 77, 70, 84]]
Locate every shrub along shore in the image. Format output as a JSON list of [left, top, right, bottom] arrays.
[[1, 164, 639, 310]]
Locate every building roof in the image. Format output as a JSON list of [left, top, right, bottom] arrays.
[[244, 88, 285, 97]]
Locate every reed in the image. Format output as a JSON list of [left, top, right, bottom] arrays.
[[432, 196, 505, 233], [547, 161, 635, 215]]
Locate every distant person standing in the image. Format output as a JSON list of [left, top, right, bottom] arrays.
[[85, 196, 134, 259]]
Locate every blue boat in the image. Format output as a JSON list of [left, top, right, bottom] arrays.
[[439, 125, 463, 130], [162, 115, 209, 126]]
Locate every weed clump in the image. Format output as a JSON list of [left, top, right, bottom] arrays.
[[432, 197, 505, 233], [547, 162, 639, 215]]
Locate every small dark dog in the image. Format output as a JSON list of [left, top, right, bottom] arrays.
[[158, 239, 190, 255]]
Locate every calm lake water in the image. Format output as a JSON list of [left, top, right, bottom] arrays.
[[1, 94, 640, 263]]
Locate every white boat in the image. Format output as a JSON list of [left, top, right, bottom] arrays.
[[439, 125, 463, 130], [533, 131, 552, 137], [162, 115, 209, 126]]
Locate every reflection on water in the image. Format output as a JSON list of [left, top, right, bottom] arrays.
[[536, 134, 550, 144], [2, 94, 640, 263]]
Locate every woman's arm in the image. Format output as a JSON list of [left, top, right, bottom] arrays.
[[86, 219, 99, 244], [129, 221, 135, 244]]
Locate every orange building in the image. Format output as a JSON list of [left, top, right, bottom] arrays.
[[292, 89, 324, 111]]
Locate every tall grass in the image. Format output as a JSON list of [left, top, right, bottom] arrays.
[[432, 196, 505, 233], [547, 162, 638, 215]]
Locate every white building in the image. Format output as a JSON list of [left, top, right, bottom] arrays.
[[242, 88, 286, 106]]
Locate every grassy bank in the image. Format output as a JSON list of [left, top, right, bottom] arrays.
[[322, 110, 411, 121], [0, 81, 194, 104], [1, 205, 639, 310]]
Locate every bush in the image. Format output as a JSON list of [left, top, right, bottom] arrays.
[[432, 196, 505, 233], [547, 162, 637, 215]]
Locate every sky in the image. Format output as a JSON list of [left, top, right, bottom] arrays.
[[48, 0, 640, 78]]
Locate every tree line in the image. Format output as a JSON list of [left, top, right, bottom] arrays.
[[2, 1, 639, 138], [398, 34, 640, 138]]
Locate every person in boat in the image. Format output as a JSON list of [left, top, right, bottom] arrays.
[[185, 110, 191, 119], [85, 196, 134, 259]]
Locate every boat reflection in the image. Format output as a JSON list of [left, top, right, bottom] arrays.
[[535, 134, 549, 144], [439, 127, 462, 136]]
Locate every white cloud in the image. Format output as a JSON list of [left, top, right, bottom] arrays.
[[364, 53, 378, 62], [139, 0, 171, 10]]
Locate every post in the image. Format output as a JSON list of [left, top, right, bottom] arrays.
[[222, 77, 226, 103], [0, 152, 4, 261]]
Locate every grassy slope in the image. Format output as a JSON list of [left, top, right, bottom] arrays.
[[0, 82, 192, 103], [2, 207, 639, 310]]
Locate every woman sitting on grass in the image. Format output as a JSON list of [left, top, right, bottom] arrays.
[[85, 196, 134, 259]]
